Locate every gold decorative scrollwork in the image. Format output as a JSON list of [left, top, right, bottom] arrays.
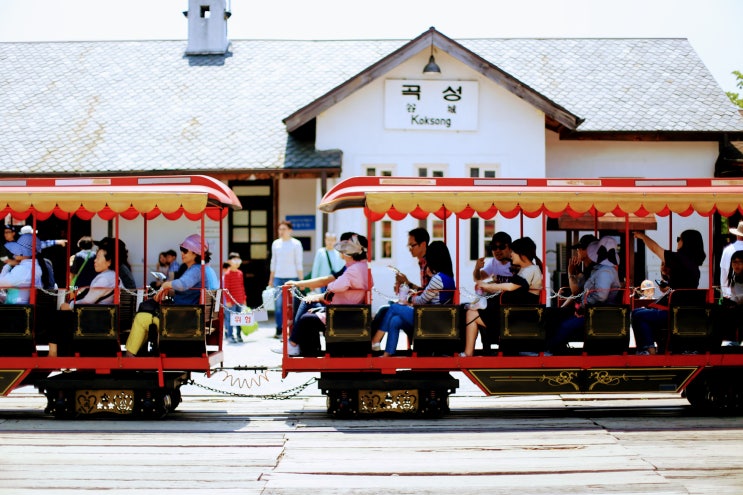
[[538, 371, 579, 391], [358, 389, 419, 414], [76, 389, 134, 415], [588, 370, 629, 390]]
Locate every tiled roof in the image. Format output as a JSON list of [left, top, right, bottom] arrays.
[[461, 38, 743, 132], [0, 37, 740, 175]]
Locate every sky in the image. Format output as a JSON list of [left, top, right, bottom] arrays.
[[0, 0, 741, 93]]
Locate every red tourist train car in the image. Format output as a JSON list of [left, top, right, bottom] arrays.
[[279, 176, 743, 417], [0, 175, 241, 418]]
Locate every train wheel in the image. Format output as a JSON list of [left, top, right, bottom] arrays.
[[134, 389, 170, 419], [48, 389, 77, 420], [685, 371, 743, 413], [326, 390, 358, 418], [418, 389, 449, 418], [169, 387, 182, 411]]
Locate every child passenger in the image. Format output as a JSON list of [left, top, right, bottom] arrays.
[[461, 237, 543, 357]]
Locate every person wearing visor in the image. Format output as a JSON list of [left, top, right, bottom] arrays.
[[0, 233, 43, 305], [125, 234, 218, 356], [284, 232, 356, 324], [280, 233, 369, 357]]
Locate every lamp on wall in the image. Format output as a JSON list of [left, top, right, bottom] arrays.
[[422, 40, 441, 74]]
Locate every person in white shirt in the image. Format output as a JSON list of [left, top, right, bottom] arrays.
[[268, 220, 304, 339], [310, 232, 345, 293], [720, 220, 743, 298]]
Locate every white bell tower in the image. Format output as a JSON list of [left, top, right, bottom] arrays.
[[184, 0, 231, 55]]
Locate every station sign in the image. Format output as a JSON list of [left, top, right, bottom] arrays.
[[384, 79, 478, 131]]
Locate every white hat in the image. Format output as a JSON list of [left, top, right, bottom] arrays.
[[586, 240, 600, 263], [334, 234, 367, 255], [729, 220, 743, 237]]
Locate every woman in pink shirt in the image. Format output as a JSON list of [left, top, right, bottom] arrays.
[[284, 234, 370, 356]]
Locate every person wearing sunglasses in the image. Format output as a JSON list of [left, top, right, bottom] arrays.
[[370, 228, 430, 345], [473, 232, 514, 284], [467, 232, 513, 354], [125, 233, 218, 356]]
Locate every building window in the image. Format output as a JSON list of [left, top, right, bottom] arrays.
[[416, 165, 447, 234], [469, 165, 498, 259], [365, 166, 393, 258]]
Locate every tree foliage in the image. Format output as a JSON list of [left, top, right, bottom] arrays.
[[727, 70, 743, 108]]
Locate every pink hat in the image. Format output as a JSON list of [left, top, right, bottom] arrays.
[[180, 234, 208, 254]]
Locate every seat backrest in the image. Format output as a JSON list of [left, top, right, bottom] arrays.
[[666, 289, 716, 353], [669, 290, 712, 338], [0, 305, 35, 356], [73, 304, 119, 340], [73, 304, 120, 356], [159, 305, 206, 341], [413, 305, 459, 340], [158, 304, 209, 357], [326, 305, 371, 342], [499, 304, 546, 340], [0, 305, 34, 338], [411, 304, 463, 356]]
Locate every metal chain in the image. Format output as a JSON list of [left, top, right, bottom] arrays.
[[188, 373, 318, 400]]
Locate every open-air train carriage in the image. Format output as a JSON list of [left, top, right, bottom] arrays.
[[280, 176, 743, 417], [0, 175, 241, 418]]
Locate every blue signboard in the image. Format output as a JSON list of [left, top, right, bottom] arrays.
[[286, 215, 315, 231]]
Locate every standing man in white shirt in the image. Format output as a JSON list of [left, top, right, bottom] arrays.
[[721, 220, 743, 298], [268, 220, 304, 339]]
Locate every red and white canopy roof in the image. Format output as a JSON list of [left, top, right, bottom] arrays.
[[319, 177, 743, 220], [0, 175, 241, 221]]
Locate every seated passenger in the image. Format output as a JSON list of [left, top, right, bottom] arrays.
[[566, 234, 598, 297], [125, 234, 219, 357], [369, 228, 432, 345], [0, 233, 43, 305], [467, 232, 514, 352], [473, 232, 514, 285], [284, 232, 356, 327], [724, 250, 743, 304], [719, 249, 743, 344], [631, 229, 705, 355], [546, 237, 622, 355], [371, 240, 455, 356], [95, 237, 137, 290], [461, 236, 543, 356], [48, 245, 121, 357], [283, 234, 369, 357]]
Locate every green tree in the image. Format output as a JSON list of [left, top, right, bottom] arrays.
[[727, 70, 743, 108]]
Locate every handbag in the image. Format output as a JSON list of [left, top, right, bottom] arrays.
[[138, 298, 160, 316], [262, 286, 276, 309]]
